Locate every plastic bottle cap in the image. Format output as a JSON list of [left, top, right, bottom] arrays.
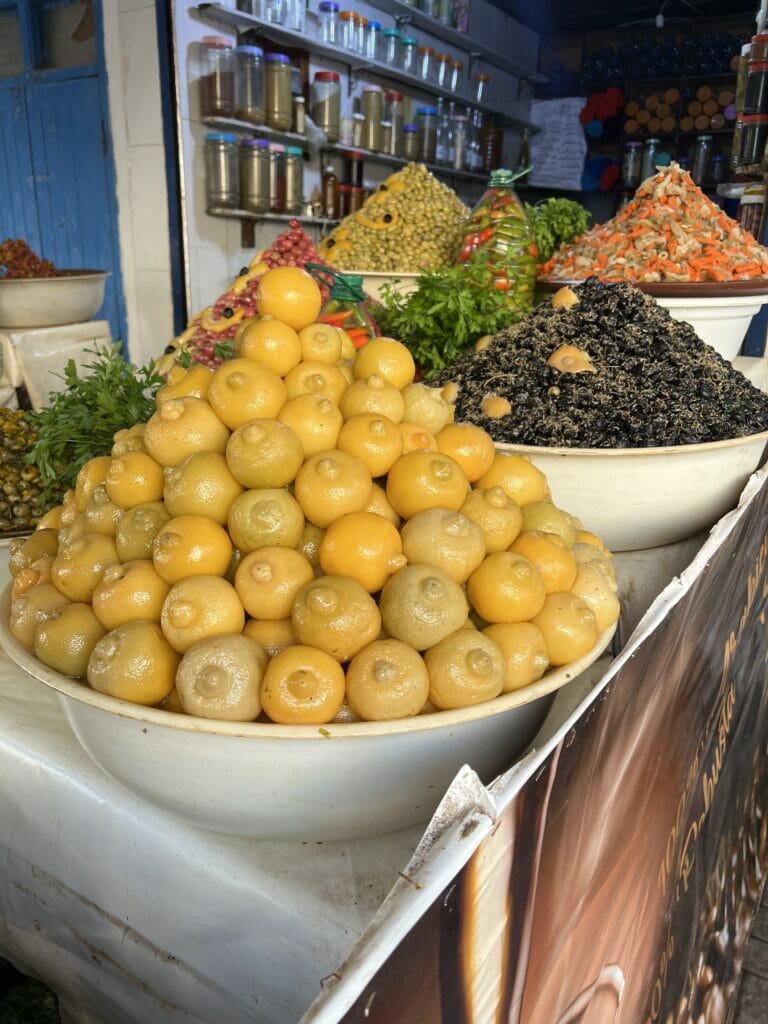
[[270, 143, 286, 152], [235, 45, 264, 56], [206, 132, 237, 143], [315, 71, 340, 81], [367, 20, 382, 29], [402, 124, 419, 132], [401, 36, 418, 45], [386, 91, 404, 100], [318, 1, 340, 10], [284, 146, 304, 156], [488, 168, 518, 186], [452, 59, 464, 68], [363, 84, 384, 92], [419, 46, 435, 55], [474, 73, 490, 81], [382, 28, 401, 37], [265, 53, 291, 63], [241, 138, 270, 148], [437, 53, 451, 62], [416, 106, 438, 115], [201, 36, 232, 47]]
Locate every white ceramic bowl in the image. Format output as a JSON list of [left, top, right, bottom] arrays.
[[0, 271, 109, 328], [497, 430, 768, 552], [655, 293, 767, 361], [356, 271, 419, 306], [0, 587, 613, 841]]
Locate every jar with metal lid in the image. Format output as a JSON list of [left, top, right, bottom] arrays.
[[199, 37, 235, 119], [382, 28, 400, 66], [691, 134, 713, 185], [265, 0, 287, 23], [362, 85, 383, 151], [284, 146, 304, 214], [402, 124, 419, 160], [321, 165, 339, 219], [365, 20, 382, 61], [450, 59, 464, 94], [435, 52, 451, 89], [340, 11, 356, 51], [621, 140, 643, 188], [234, 45, 265, 125], [205, 133, 238, 209], [452, 114, 468, 170], [640, 136, 661, 181], [293, 95, 306, 134], [400, 36, 418, 76], [418, 46, 435, 83], [352, 112, 365, 146], [744, 62, 768, 116], [737, 185, 766, 237], [473, 72, 489, 105], [417, 106, 438, 163], [739, 114, 768, 165], [268, 144, 286, 213], [381, 120, 394, 156], [318, 1, 340, 44], [311, 71, 341, 142], [239, 138, 269, 213], [265, 53, 292, 130]]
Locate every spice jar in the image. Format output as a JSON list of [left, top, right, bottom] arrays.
[[318, 1, 340, 44], [321, 165, 339, 219], [199, 37, 235, 119], [438, 0, 452, 24], [418, 46, 435, 83], [339, 116, 354, 146], [352, 112, 365, 146], [348, 185, 364, 213], [400, 36, 418, 76], [640, 136, 661, 181], [365, 20, 382, 61], [480, 118, 502, 172], [382, 28, 401, 66], [750, 33, 768, 62], [621, 140, 643, 188], [450, 59, 464, 94], [473, 72, 489, 105], [362, 85, 383, 151], [293, 95, 306, 134], [265, 53, 292, 130], [453, 114, 468, 170], [739, 114, 768, 165], [233, 45, 264, 125], [435, 52, 452, 89], [205, 132, 238, 209], [239, 138, 269, 213], [417, 106, 438, 163], [381, 120, 393, 155], [691, 134, 713, 186], [744, 62, 768, 116], [311, 70, 341, 142], [284, 146, 304, 214], [268, 144, 286, 213], [420, 0, 438, 15], [286, 0, 305, 31], [340, 11, 356, 51], [710, 154, 726, 188], [402, 123, 419, 160], [265, 0, 288, 23], [737, 184, 766, 238], [356, 15, 367, 56]]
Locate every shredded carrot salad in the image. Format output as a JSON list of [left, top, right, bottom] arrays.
[[538, 163, 768, 283]]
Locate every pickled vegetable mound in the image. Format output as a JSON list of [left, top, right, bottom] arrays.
[[436, 278, 768, 448], [318, 163, 469, 273]]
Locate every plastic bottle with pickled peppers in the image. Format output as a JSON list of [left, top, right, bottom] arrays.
[[455, 168, 537, 314]]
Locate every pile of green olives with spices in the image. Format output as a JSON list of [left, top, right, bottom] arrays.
[[0, 408, 45, 533]]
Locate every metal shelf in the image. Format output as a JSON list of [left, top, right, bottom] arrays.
[[203, 114, 310, 149], [321, 142, 488, 182], [207, 207, 338, 227], [196, 3, 539, 133]]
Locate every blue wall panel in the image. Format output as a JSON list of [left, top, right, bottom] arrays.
[[0, 85, 41, 252]]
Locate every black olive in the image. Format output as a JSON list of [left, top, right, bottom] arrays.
[[240, 266, 248, 276], [223, 307, 234, 319], [326, 239, 335, 248], [383, 214, 393, 223], [164, 345, 175, 354]]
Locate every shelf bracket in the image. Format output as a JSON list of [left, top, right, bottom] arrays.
[[395, 13, 412, 29], [241, 219, 255, 249]]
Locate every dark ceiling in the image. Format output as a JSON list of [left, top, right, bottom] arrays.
[[493, 0, 757, 34]]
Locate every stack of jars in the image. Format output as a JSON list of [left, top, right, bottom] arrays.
[[735, 32, 768, 169], [204, 134, 305, 216], [417, 0, 470, 32]]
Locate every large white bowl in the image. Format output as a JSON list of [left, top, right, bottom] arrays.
[[0, 271, 109, 328], [656, 293, 767, 361], [0, 588, 613, 841], [497, 430, 768, 552], [356, 271, 419, 306]]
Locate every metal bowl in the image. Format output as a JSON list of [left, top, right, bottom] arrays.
[[0, 271, 109, 328], [0, 586, 614, 841], [497, 430, 768, 552]]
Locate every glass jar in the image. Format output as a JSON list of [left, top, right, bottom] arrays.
[[199, 37, 235, 119], [356, 15, 367, 56], [400, 36, 418, 76], [338, 183, 353, 218], [339, 116, 354, 146], [381, 120, 393, 156], [321, 165, 339, 219], [452, 114, 468, 170], [435, 52, 451, 89], [235, 45, 265, 125], [237, 0, 263, 14], [438, 0, 452, 24], [466, 107, 482, 170], [284, 146, 304, 214], [480, 118, 502, 172], [265, 0, 288, 23], [343, 151, 364, 187], [418, 46, 435, 83], [362, 85, 383, 151], [402, 124, 419, 160], [385, 91, 404, 140], [311, 70, 341, 142], [620, 140, 643, 188], [348, 185, 364, 213], [318, 1, 340, 44], [710, 154, 726, 188], [239, 138, 269, 213], [352, 112, 365, 146], [739, 114, 768, 166], [205, 133, 238, 209], [382, 28, 401, 67], [640, 136, 661, 181], [691, 134, 713, 185], [293, 95, 306, 134], [420, 0, 438, 15], [737, 184, 766, 237], [340, 11, 356, 51], [265, 53, 292, 130], [287, 0, 305, 31], [473, 72, 489, 105], [365, 20, 382, 61], [450, 59, 464, 94], [417, 106, 438, 163], [456, 169, 536, 315], [744, 62, 768, 116], [268, 144, 285, 213]]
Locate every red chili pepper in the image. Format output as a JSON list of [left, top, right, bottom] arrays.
[[493, 278, 510, 291]]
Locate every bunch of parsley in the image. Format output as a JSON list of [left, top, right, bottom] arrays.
[[524, 198, 591, 264], [373, 255, 515, 378]]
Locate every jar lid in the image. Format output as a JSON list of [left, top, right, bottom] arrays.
[[349, 185, 364, 192], [315, 70, 340, 80], [359, 16, 368, 26], [488, 168, 518, 186], [352, 112, 366, 121], [265, 52, 291, 62], [339, 184, 353, 192], [206, 132, 237, 142], [452, 59, 464, 68], [747, 61, 768, 70], [401, 36, 418, 45], [368, 20, 382, 29], [294, 95, 305, 102], [235, 45, 264, 56], [454, 115, 468, 122], [741, 113, 768, 122], [474, 73, 490, 81], [385, 90, 404, 100], [752, 33, 768, 41], [240, 138, 270, 147], [419, 46, 435, 54], [340, 10, 355, 19], [644, 136, 661, 143], [284, 145, 304, 155], [711, 154, 725, 161], [382, 27, 401, 37], [318, 1, 340, 9], [695, 133, 713, 140], [343, 149, 366, 157], [436, 52, 451, 61], [381, 120, 392, 127], [626, 140, 643, 147], [402, 124, 419, 132], [416, 106, 438, 115], [270, 143, 286, 151], [363, 83, 384, 92], [201, 36, 232, 48]]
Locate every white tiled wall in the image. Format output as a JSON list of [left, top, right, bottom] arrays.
[[102, 1, 174, 366]]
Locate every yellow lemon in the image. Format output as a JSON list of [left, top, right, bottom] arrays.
[[298, 323, 343, 364], [337, 413, 403, 477], [520, 501, 577, 548], [243, 617, 297, 657], [226, 418, 304, 489], [9, 529, 59, 577], [234, 546, 314, 619], [34, 604, 105, 678], [386, 450, 469, 520], [9, 582, 70, 648], [399, 421, 438, 454], [163, 451, 244, 524], [283, 361, 348, 404], [75, 456, 111, 511], [11, 556, 54, 600], [353, 337, 415, 389], [467, 552, 547, 624], [364, 483, 401, 527], [105, 451, 165, 510], [51, 534, 119, 603], [531, 592, 598, 666], [294, 449, 372, 528], [574, 529, 610, 554], [156, 364, 213, 405], [110, 424, 146, 457], [476, 453, 548, 507], [143, 397, 230, 467], [297, 522, 325, 568], [339, 375, 405, 423], [436, 423, 495, 483], [401, 383, 453, 435], [569, 564, 620, 632], [277, 393, 344, 457], [92, 560, 170, 630], [319, 511, 406, 592], [509, 530, 578, 594], [424, 630, 506, 710], [482, 622, 550, 692], [84, 485, 124, 537], [345, 639, 429, 720], [207, 359, 287, 430], [160, 576, 245, 653], [379, 564, 468, 650], [175, 634, 267, 721], [227, 488, 305, 553], [152, 514, 233, 584], [291, 575, 381, 662], [573, 543, 618, 592], [115, 502, 171, 562], [260, 645, 345, 724], [460, 486, 523, 553], [256, 267, 322, 330], [400, 508, 485, 583], [236, 318, 302, 376], [88, 621, 179, 704]]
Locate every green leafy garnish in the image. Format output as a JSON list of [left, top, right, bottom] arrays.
[[373, 255, 515, 378], [524, 198, 591, 264], [27, 344, 163, 509]]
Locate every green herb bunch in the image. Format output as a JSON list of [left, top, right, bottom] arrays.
[[524, 198, 591, 264], [373, 255, 514, 378], [27, 344, 163, 509]]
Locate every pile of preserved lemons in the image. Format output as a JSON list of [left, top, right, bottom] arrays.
[[317, 163, 469, 273], [7, 267, 618, 727]]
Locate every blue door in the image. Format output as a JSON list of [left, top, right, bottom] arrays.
[[0, 0, 126, 342]]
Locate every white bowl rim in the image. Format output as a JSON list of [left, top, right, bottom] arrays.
[[0, 586, 614, 741], [0, 270, 110, 282], [494, 427, 768, 459], [354, 271, 421, 278]]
